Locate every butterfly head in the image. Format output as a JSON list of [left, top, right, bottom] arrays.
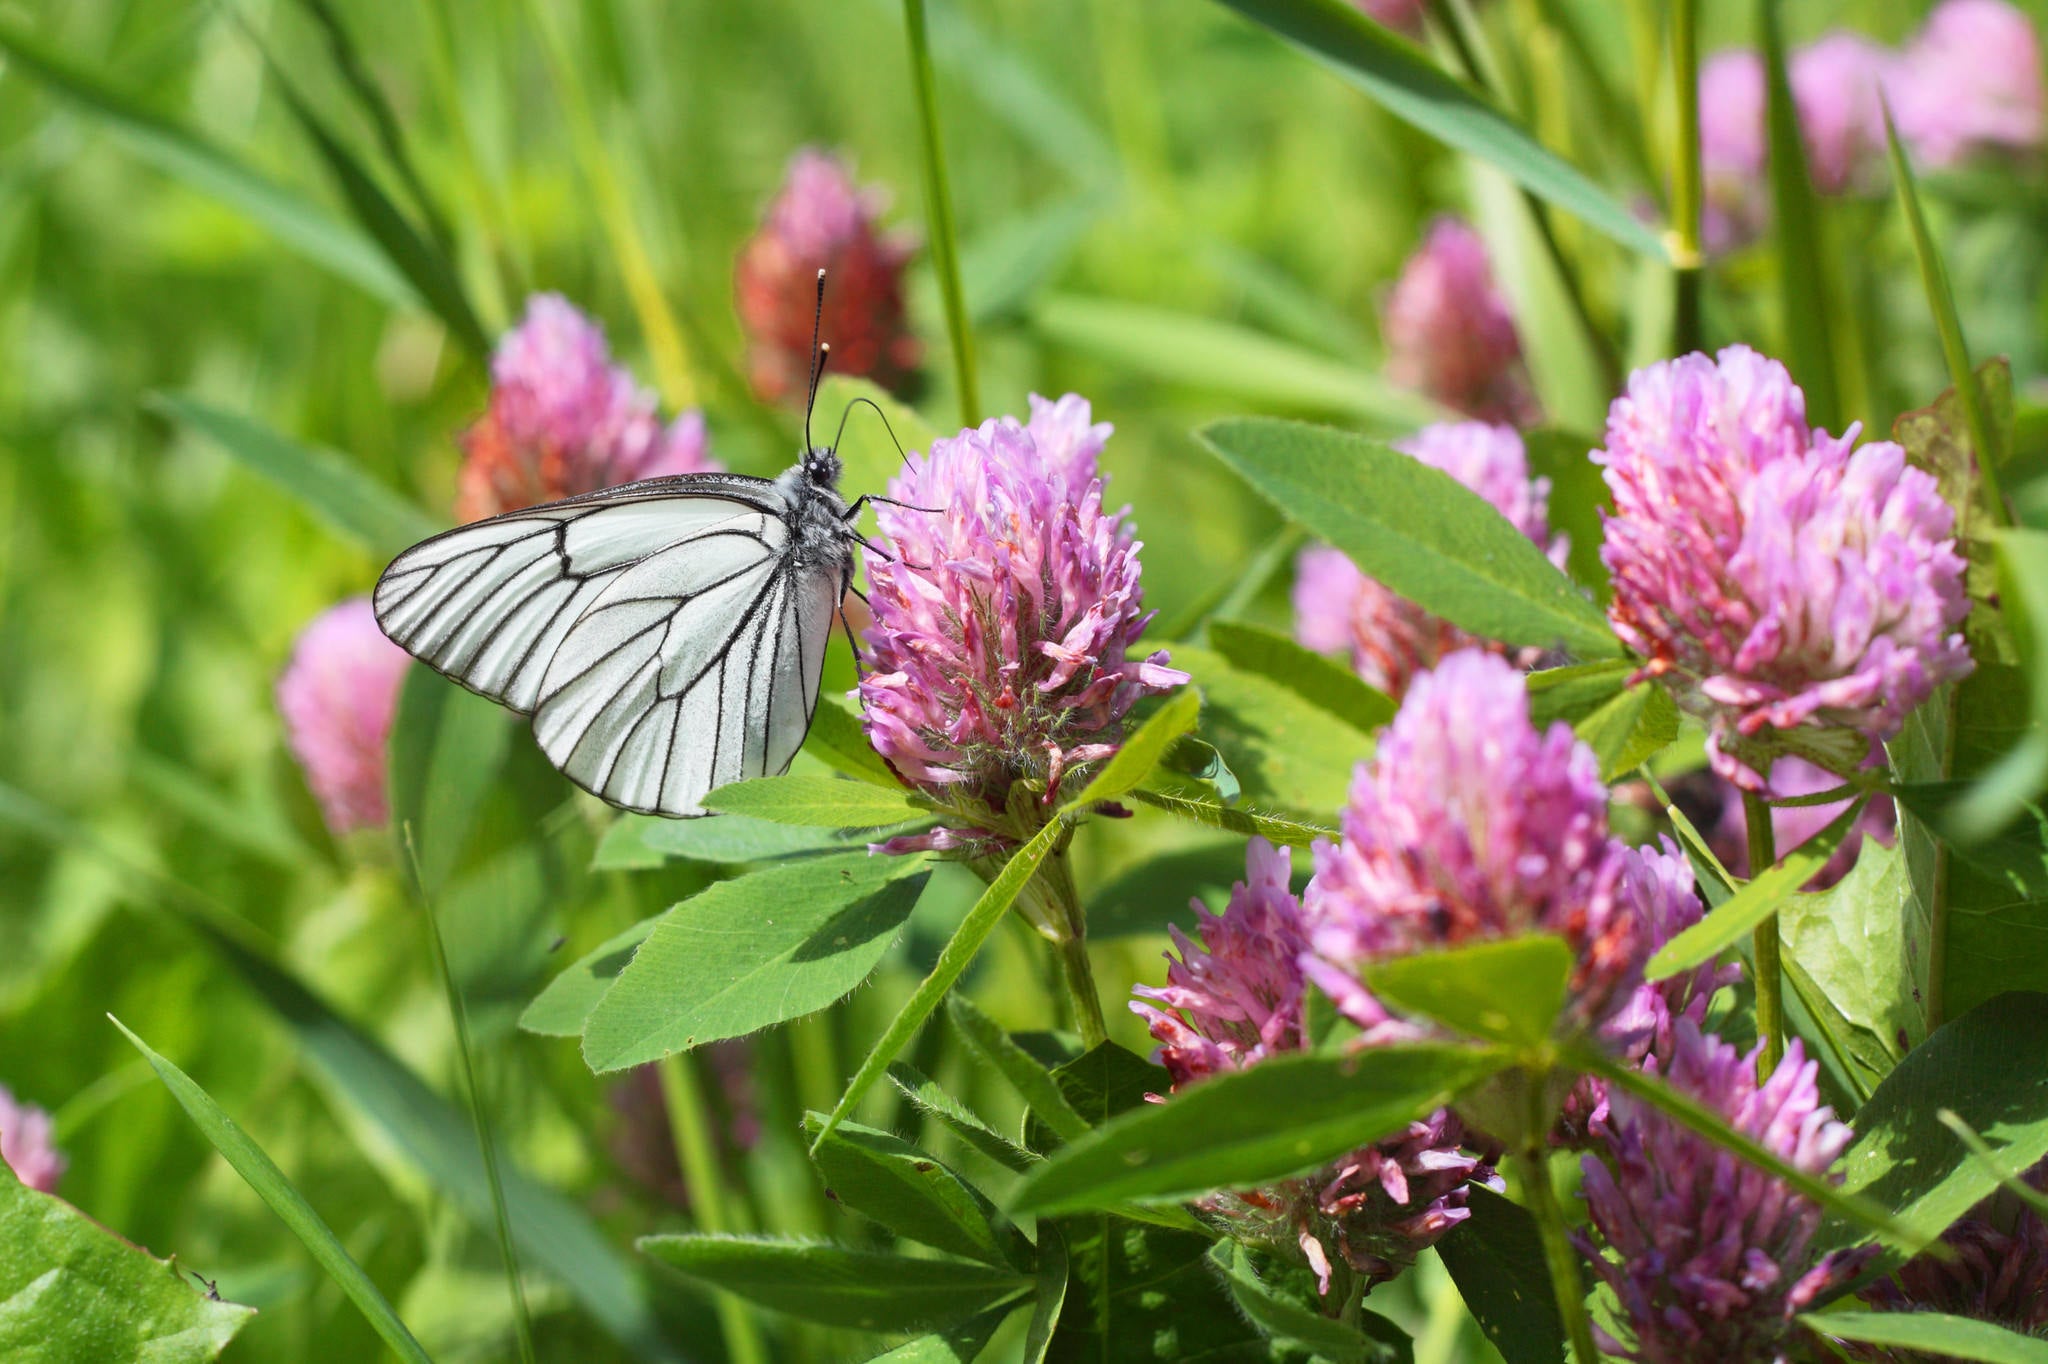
[[802, 443, 843, 490]]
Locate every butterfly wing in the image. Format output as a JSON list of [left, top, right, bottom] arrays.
[[530, 512, 845, 816], [372, 479, 777, 713]]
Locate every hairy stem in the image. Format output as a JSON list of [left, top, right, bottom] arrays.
[[901, 0, 980, 427], [1520, 1089, 1599, 1364], [1745, 789, 1786, 1078], [1037, 850, 1109, 1048]]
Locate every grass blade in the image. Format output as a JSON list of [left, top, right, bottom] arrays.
[[109, 1017, 436, 1364], [1883, 101, 2006, 524], [1759, 0, 1840, 427], [903, 0, 980, 426], [0, 18, 412, 306]]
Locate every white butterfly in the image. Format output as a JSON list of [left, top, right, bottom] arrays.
[[375, 275, 883, 818]]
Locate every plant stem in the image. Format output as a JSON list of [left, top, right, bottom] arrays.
[[404, 830, 536, 1364], [659, 1052, 769, 1364], [1519, 1098, 1598, 1364], [1036, 850, 1108, 1048], [1670, 0, 1703, 353], [901, 0, 980, 428], [1744, 789, 1786, 1079]]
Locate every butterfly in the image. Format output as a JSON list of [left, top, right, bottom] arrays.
[[374, 271, 897, 818]]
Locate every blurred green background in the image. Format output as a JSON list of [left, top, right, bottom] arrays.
[[3, 1, 2045, 1359]]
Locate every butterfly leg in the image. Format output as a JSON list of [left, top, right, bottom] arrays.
[[842, 493, 942, 520]]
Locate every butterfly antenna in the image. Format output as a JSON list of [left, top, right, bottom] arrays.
[[803, 268, 828, 452], [830, 395, 915, 473]]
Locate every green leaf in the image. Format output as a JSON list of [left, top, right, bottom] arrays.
[[1830, 992, 2048, 1251], [814, 816, 1067, 1150], [519, 914, 661, 1038], [387, 666, 517, 897], [1130, 784, 1338, 849], [150, 393, 443, 559], [0, 1162, 254, 1363], [1570, 1045, 1929, 1253], [1009, 1044, 1506, 1213], [1525, 659, 1632, 725], [1200, 418, 1619, 658], [1171, 643, 1374, 813], [864, 1304, 1016, 1362], [1365, 936, 1574, 1047], [1205, 0, 1667, 257], [1023, 1222, 1069, 1364], [803, 1116, 1025, 1268], [802, 693, 905, 789], [1520, 429, 1610, 597], [888, 1062, 1041, 1174], [1760, 0, 1841, 430], [1947, 527, 2048, 838], [1044, 1215, 1265, 1362], [703, 773, 927, 827], [1884, 103, 2002, 519], [1436, 1187, 1564, 1364], [1645, 798, 1870, 979], [1572, 680, 1679, 781], [0, 20, 414, 306], [948, 994, 1090, 1144], [1779, 839, 1923, 1091], [581, 853, 931, 1071], [1208, 620, 1396, 735], [261, 48, 491, 361], [1209, 1242, 1412, 1363], [1062, 688, 1202, 812], [108, 1019, 423, 1363], [636, 1236, 1027, 1332], [1035, 294, 1444, 431], [1803, 1311, 2048, 1363], [598, 809, 921, 870], [1023, 1041, 1171, 1157]]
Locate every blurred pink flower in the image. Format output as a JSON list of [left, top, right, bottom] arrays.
[[1859, 1158, 2048, 1342], [1790, 34, 1896, 195], [277, 598, 412, 836], [1596, 346, 1972, 790], [1382, 219, 1536, 425], [1352, 0, 1425, 31], [1131, 839, 1494, 1294], [1711, 754, 1895, 890], [1699, 50, 1769, 253], [458, 294, 717, 522], [1895, 0, 2044, 168], [1302, 651, 1644, 1038], [0, 1083, 63, 1193], [1292, 422, 1564, 696], [1579, 1023, 1874, 1363], [859, 394, 1185, 826], [735, 148, 919, 403]]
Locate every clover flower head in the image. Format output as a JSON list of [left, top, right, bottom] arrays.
[[1382, 219, 1536, 424], [859, 394, 1186, 826], [0, 1083, 63, 1193], [1293, 422, 1563, 696], [1895, 0, 2044, 169], [1579, 1022, 1874, 1364], [735, 148, 919, 403], [1302, 650, 1642, 1037], [1561, 839, 1741, 1144], [277, 598, 412, 835], [1597, 345, 1972, 790], [1131, 840, 1492, 1295], [457, 294, 717, 522]]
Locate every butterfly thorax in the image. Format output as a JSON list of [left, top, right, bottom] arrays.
[[778, 447, 852, 576]]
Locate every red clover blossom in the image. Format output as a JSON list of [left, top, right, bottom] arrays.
[[276, 598, 412, 836], [0, 1083, 63, 1193], [1131, 840, 1494, 1295], [1579, 1022, 1874, 1364], [1596, 345, 1971, 790], [859, 395, 1186, 836], [457, 294, 717, 522], [1382, 218, 1536, 425]]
